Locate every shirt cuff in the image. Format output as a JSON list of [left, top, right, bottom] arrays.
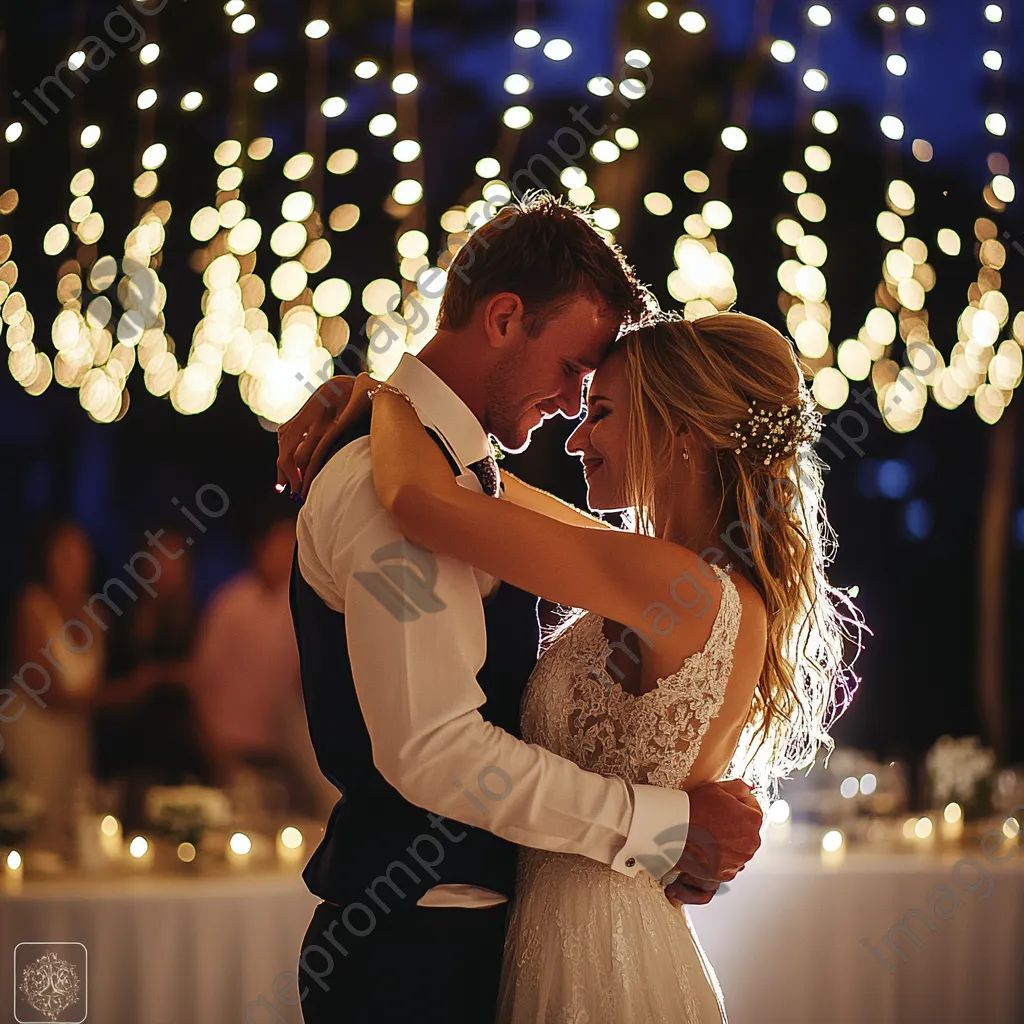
[[610, 784, 690, 881]]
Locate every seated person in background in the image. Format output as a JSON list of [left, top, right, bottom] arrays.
[[94, 528, 213, 828], [190, 505, 333, 819]]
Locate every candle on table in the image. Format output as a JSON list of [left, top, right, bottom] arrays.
[[127, 835, 153, 871], [276, 826, 305, 866], [3, 849, 24, 894], [227, 831, 253, 870], [99, 814, 123, 861], [820, 829, 845, 867], [941, 803, 964, 843]]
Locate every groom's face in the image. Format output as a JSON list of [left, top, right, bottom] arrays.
[[486, 293, 619, 453]]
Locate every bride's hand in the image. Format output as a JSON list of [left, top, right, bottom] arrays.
[[276, 375, 356, 496], [299, 373, 377, 497]]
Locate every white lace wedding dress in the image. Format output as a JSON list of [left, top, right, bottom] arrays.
[[497, 564, 740, 1023]]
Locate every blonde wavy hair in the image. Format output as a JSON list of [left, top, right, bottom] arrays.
[[620, 312, 863, 796]]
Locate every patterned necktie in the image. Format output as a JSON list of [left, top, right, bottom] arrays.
[[467, 454, 500, 497]]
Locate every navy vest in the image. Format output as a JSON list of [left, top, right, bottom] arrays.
[[291, 414, 540, 911]]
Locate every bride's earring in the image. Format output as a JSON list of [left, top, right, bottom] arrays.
[[681, 447, 690, 463]]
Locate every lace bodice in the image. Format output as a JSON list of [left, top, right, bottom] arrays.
[[520, 564, 741, 791]]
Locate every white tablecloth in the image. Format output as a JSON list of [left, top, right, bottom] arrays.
[[0, 869, 319, 1024], [3, 848, 1022, 1023], [689, 847, 1024, 1024]]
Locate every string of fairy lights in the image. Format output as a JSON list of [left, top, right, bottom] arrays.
[[0, 1, 1020, 430]]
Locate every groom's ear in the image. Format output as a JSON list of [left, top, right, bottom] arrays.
[[483, 292, 525, 349]]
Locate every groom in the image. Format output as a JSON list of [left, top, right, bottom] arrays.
[[278, 194, 762, 1023]]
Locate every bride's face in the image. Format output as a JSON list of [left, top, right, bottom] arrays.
[[565, 346, 633, 512]]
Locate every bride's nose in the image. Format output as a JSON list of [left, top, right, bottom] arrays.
[[565, 419, 588, 455]]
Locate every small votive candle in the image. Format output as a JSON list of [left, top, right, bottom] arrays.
[[820, 829, 845, 867], [127, 835, 153, 871], [3, 849, 24, 894], [100, 814, 123, 862], [941, 803, 964, 843], [276, 826, 305, 866], [227, 831, 253, 869], [914, 815, 935, 845], [765, 800, 791, 846]]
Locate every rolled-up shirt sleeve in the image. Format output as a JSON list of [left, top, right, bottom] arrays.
[[300, 440, 690, 876]]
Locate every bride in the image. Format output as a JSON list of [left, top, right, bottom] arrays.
[[302, 310, 859, 1022]]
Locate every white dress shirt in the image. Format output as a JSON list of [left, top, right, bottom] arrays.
[[296, 353, 690, 908]]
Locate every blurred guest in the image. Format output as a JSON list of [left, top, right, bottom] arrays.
[[93, 528, 212, 826], [3, 520, 102, 857], [191, 506, 332, 817]]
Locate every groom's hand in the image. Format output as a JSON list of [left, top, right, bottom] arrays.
[[665, 779, 762, 906]]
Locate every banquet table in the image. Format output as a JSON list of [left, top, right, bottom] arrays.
[[2, 844, 1022, 1023]]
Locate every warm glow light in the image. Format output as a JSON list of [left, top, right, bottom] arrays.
[[803, 69, 828, 92], [771, 39, 796, 63], [860, 773, 878, 795], [129, 836, 149, 858], [514, 28, 541, 48], [476, 157, 501, 178], [905, 5, 926, 25], [983, 50, 1003, 71], [1004, 817, 1021, 838], [880, 114, 905, 140], [886, 54, 907, 76], [139, 42, 160, 64], [625, 49, 651, 69], [142, 143, 167, 170], [840, 776, 859, 799], [281, 190, 315, 221], [6, 850, 22, 870], [944, 802, 963, 824], [354, 60, 379, 79], [992, 175, 1015, 203], [504, 74, 532, 95], [679, 11, 707, 33], [878, 5, 896, 22], [229, 832, 252, 855], [69, 51, 86, 71], [305, 18, 330, 38], [808, 4, 832, 25], [181, 91, 204, 111], [224, 0, 245, 14], [321, 96, 347, 117], [985, 4, 1003, 22], [137, 88, 157, 110], [254, 72, 278, 93], [177, 842, 197, 863], [587, 77, 615, 97], [593, 207, 620, 230], [5, 122, 23, 143], [502, 106, 533, 130], [812, 110, 838, 134], [822, 830, 843, 853], [986, 112, 1007, 136], [647, 1, 669, 16], [914, 816, 933, 839], [768, 799, 791, 825], [644, 192, 673, 216], [543, 38, 572, 60], [937, 227, 961, 255], [392, 73, 419, 94], [101, 815, 120, 837], [280, 826, 304, 850], [232, 13, 255, 33], [80, 124, 102, 148], [721, 126, 748, 151], [392, 139, 421, 162], [392, 179, 424, 205], [369, 113, 398, 136], [591, 139, 620, 163]]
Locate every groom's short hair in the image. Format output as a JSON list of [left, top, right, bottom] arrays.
[[437, 191, 647, 335]]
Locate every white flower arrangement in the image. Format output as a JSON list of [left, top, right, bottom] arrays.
[[145, 785, 232, 843], [926, 736, 995, 810]]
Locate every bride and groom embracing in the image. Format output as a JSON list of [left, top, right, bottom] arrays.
[[276, 192, 857, 1022]]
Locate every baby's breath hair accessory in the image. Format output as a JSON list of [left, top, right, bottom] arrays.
[[729, 395, 822, 466]]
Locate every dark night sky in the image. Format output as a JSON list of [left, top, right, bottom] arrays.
[[1, 0, 1022, 765]]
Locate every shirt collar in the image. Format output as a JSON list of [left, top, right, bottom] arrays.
[[387, 353, 492, 467]]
